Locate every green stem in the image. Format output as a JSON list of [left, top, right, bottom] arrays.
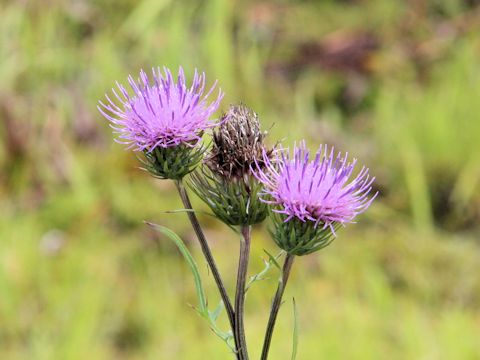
[[174, 179, 239, 359], [234, 225, 251, 360], [260, 253, 295, 360]]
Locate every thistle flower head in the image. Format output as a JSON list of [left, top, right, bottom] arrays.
[[205, 104, 272, 181], [190, 104, 273, 225], [254, 142, 377, 255], [98, 66, 223, 152]]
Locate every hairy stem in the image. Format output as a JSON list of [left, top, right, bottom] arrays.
[[260, 253, 295, 360], [235, 225, 251, 360], [174, 179, 239, 358]]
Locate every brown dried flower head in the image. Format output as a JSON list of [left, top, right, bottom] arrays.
[[205, 104, 272, 181]]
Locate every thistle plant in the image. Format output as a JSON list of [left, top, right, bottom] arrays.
[[99, 66, 377, 360], [253, 142, 377, 359]]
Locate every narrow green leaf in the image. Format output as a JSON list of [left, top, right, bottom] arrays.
[[147, 222, 236, 353], [146, 222, 207, 313], [263, 249, 283, 271], [160, 208, 219, 219], [246, 251, 284, 292], [209, 300, 224, 322]]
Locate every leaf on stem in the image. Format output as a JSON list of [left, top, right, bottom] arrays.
[[146, 222, 235, 351], [246, 250, 284, 292], [264, 250, 283, 271], [146, 222, 208, 312]]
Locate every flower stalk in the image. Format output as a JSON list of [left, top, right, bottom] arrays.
[[174, 179, 239, 358], [234, 225, 252, 360], [260, 253, 295, 360]]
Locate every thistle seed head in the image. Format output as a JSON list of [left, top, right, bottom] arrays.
[[205, 104, 272, 181], [189, 104, 272, 225]]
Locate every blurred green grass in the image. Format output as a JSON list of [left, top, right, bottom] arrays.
[[1, 0, 480, 359]]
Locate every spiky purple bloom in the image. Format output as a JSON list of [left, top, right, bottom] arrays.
[[255, 142, 377, 236], [98, 67, 224, 151]]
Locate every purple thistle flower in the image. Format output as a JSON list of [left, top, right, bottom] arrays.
[[98, 67, 224, 152], [254, 142, 378, 236]]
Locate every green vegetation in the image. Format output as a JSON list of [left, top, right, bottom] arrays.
[[1, 0, 479, 359]]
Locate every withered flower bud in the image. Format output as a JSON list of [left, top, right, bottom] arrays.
[[190, 104, 273, 226], [205, 105, 272, 181]]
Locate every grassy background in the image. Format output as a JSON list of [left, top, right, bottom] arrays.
[[1, 0, 480, 359]]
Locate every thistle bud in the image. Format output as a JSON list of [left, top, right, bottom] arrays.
[[270, 213, 339, 255], [142, 143, 206, 180], [190, 104, 273, 225]]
